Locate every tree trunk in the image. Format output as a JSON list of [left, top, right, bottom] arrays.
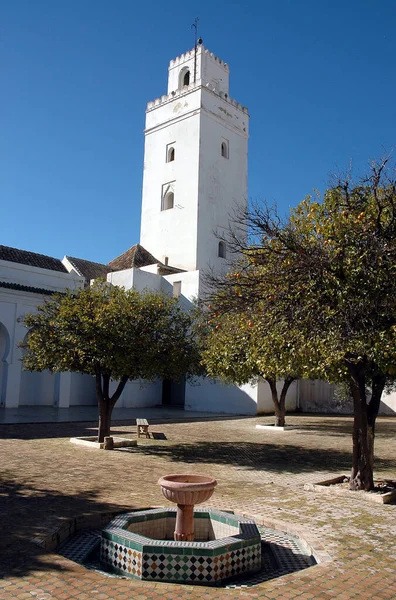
[[279, 376, 295, 427], [95, 372, 128, 443], [98, 399, 112, 443], [347, 365, 385, 491], [266, 377, 285, 427]]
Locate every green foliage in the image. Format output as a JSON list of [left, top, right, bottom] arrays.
[[206, 160, 396, 386], [22, 282, 201, 384], [200, 302, 301, 385]]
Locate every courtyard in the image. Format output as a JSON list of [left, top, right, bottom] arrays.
[[0, 412, 395, 599]]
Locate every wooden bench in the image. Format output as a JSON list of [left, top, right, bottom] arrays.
[[136, 418, 150, 438]]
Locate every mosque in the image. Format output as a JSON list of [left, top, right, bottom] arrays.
[[0, 43, 394, 416]]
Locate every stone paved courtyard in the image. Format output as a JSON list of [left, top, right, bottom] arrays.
[[0, 413, 395, 599]]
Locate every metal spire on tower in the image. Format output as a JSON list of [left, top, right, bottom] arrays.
[[192, 17, 199, 83]]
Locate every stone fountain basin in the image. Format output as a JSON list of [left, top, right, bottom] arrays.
[[158, 474, 217, 505], [100, 508, 261, 584]]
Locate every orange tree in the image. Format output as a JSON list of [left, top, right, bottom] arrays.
[[22, 282, 201, 442], [204, 158, 396, 490], [200, 299, 300, 427]]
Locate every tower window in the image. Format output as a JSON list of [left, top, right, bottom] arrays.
[[179, 67, 191, 89], [167, 147, 175, 162], [166, 142, 176, 163], [218, 241, 226, 259], [163, 192, 174, 210], [161, 181, 175, 211], [221, 140, 229, 159]]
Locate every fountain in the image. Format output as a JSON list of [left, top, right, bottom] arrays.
[[100, 473, 261, 585], [158, 474, 217, 541]]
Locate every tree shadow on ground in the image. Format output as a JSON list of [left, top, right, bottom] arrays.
[[124, 441, 396, 474], [274, 415, 396, 438], [0, 415, 252, 440], [0, 474, 131, 580]]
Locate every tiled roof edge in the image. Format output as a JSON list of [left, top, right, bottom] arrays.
[[65, 257, 84, 277], [0, 281, 60, 296]]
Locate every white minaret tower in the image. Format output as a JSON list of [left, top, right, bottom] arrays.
[[140, 42, 249, 272]]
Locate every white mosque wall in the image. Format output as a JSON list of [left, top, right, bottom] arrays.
[[185, 378, 259, 415], [197, 101, 248, 272], [107, 267, 162, 292], [0, 267, 84, 409], [19, 369, 58, 406], [0, 259, 83, 292], [162, 270, 200, 306], [140, 107, 201, 271]]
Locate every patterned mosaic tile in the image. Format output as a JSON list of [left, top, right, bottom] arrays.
[[57, 529, 101, 563], [57, 523, 315, 588]]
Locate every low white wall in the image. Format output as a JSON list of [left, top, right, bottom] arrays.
[[185, 378, 258, 415]]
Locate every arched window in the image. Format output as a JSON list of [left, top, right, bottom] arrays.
[[218, 241, 226, 259], [221, 142, 228, 158], [163, 191, 174, 210], [183, 70, 190, 86], [167, 147, 175, 162]]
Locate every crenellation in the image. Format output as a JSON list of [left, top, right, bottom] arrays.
[[146, 81, 247, 115], [169, 46, 230, 72]]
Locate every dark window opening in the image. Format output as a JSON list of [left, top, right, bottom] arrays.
[[218, 241, 226, 259]]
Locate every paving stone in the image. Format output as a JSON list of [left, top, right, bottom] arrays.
[[0, 414, 395, 599]]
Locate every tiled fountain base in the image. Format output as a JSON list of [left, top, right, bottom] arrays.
[[57, 523, 316, 588], [99, 508, 261, 584]]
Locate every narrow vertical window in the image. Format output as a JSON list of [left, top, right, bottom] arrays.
[[163, 192, 174, 210], [179, 68, 191, 89], [221, 141, 229, 159], [161, 181, 176, 211], [218, 241, 226, 258], [167, 147, 175, 162], [166, 142, 176, 163]]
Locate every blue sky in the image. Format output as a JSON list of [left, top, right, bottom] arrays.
[[1, 0, 395, 264]]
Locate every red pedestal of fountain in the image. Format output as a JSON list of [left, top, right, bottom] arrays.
[[158, 474, 217, 541]]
